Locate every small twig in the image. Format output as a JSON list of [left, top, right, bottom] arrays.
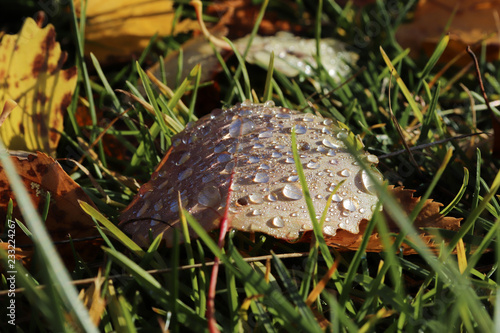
[[0, 252, 311, 296], [466, 46, 500, 157]]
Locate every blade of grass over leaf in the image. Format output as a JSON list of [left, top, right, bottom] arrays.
[[0, 143, 98, 332]]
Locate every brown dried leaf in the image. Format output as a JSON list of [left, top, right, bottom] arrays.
[[322, 186, 462, 254], [0, 151, 101, 266], [206, 0, 303, 38], [74, 0, 198, 63], [396, 0, 500, 63], [0, 18, 77, 156], [79, 273, 106, 326]]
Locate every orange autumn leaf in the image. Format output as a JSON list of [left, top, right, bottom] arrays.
[[321, 186, 462, 254], [0, 18, 77, 156], [206, 0, 303, 39], [396, 0, 500, 63], [0, 151, 101, 266], [74, 0, 198, 62]]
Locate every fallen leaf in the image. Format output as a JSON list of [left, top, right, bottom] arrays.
[[396, 0, 500, 63], [321, 186, 462, 254], [0, 151, 101, 266], [0, 18, 77, 156], [206, 0, 303, 39], [74, 0, 198, 62], [120, 102, 382, 247], [0, 242, 31, 267], [79, 272, 106, 326]]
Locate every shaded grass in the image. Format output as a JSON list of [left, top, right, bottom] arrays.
[[1, 0, 500, 332]]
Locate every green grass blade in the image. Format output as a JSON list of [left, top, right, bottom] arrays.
[[0, 144, 98, 332], [380, 46, 423, 122]]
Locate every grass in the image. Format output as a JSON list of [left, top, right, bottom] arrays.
[[2, 0, 500, 332]]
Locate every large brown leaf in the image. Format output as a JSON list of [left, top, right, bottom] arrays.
[[0, 151, 101, 266], [396, 0, 500, 63]]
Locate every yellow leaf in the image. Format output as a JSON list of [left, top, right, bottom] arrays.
[[0, 18, 77, 156], [74, 0, 198, 62]]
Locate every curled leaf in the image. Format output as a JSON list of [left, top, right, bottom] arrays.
[[0, 151, 101, 266]]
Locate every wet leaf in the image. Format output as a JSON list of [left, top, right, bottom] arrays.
[[74, 0, 198, 62], [0, 18, 77, 156], [120, 102, 382, 247], [321, 186, 462, 254], [0, 151, 101, 265], [396, 0, 500, 63]]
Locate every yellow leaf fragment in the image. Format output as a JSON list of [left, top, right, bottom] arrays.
[[0, 18, 77, 155], [74, 0, 198, 62]]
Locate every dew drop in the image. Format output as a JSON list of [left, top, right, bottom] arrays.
[[342, 198, 358, 212], [137, 202, 150, 216], [285, 157, 295, 164], [172, 138, 182, 147], [323, 119, 333, 126], [198, 186, 221, 207], [367, 154, 379, 164], [322, 138, 339, 149], [241, 99, 253, 106], [327, 149, 336, 157], [214, 143, 225, 153], [267, 193, 278, 202], [252, 209, 262, 216], [253, 143, 264, 149], [225, 161, 235, 172], [259, 131, 273, 138], [303, 114, 315, 122], [339, 169, 350, 177], [157, 179, 169, 190], [241, 119, 256, 135], [259, 163, 271, 170], [359, 208, 366, 214], [272, 152, 283, 158], [264, 100, 275, 108], [294, 125, 307, 134], [247, 156, 260, 163], [332, 194, 342, 202], [287, 175, 299, 182], [306, 161, 320, 169], [253, 172, 270, 183], [277, 113, 291, 119], [316, 194, 323, 199], [176, 152, 191, 165], [337, 129, 348, 139], [270, 216, 285, 228], [178, 168, 193, 181], [217, 154, 231, 163], [282, 184, 303, 200], [229, 119, 242, 138], [361, 169, 382, 194], [249, 193, 264, 204]]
